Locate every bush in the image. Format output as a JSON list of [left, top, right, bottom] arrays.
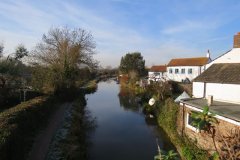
[[157, 98, 179, 132], [156, 98, 209, 160]]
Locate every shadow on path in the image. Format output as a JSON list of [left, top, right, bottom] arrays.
[[28, 103, 71, 160]]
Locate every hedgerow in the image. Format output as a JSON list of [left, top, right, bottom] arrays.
[[0, 96, 58, 160]]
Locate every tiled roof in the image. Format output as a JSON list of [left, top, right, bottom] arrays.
[[168, 57, 209, 66], [194, 63, 240, 84], [149, 65, 166, 72]]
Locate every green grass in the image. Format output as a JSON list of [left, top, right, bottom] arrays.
[[156, 98, 209, 160]]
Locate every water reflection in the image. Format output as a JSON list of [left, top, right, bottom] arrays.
[[118, 87, 142, 112], [88, 81, 175, 160]]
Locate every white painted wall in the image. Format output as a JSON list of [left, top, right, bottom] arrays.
[[206, 83, 240, 104], [167, 66, 203, 82], [206, 48, 240, 69], [193, 82, 205, 98], [193, 82, 240, 104]]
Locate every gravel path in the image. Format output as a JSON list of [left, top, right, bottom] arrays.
[[28, 103, 71, 160]]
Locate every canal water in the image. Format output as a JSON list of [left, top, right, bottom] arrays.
[[87, 80, 175, 160]]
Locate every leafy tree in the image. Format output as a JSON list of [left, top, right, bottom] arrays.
[[14, 44, 28, 60], [119, 52, 145, 77], [32, 27, 97, 92]]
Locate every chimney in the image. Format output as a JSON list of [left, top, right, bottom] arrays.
[[207, 95, 213, 106], [233, 32, 240, 48], [206, 49, 210, 58], [206, 50, 212, 63]]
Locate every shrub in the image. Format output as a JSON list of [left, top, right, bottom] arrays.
[[156, 98, 209, 160]]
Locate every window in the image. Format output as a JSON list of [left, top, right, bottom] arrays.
[[181, 68, 185, 74], [175, 69, 179, 74], [188, 68, 193, 74], [186, 112, 200, 132], [169, 68, 172, 74]]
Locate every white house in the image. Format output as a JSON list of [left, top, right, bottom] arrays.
[[167, 54, 211, 82], [206, 32, 240, 69], [178, 33, 240, 154], [193, 63, 240, 103], [148, 65, 167, 82], [193, 32, 240, 103], [179, 63, 240, 152]]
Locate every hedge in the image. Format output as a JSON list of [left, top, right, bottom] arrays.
[[0, 96, 58, 160]]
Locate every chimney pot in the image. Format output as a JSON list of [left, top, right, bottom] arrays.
[[233, 32, 240, 48], [206, 50, 210, 58]]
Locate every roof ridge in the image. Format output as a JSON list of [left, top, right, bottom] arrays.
[[170, 57, 208, 60]]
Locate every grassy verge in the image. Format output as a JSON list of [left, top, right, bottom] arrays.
[[83, 80, 98, 94], [156, 98, 209, 160], [0, 95, 60, 160]]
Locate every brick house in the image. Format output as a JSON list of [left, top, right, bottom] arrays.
[[148, 65, 167, 82], [178, 33, 240, 155]]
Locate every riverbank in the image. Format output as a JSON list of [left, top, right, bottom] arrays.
[[45, 80, 97, 160], [156, 98, 209, 160], [0, 80, 98, 160]]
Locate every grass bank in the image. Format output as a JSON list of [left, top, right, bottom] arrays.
[[156, 98, 209, 160]]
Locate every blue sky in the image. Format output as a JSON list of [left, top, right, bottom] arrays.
[[0, 0, 240, 67]]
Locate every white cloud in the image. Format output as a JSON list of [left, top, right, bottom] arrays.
[[0, 1, 55, 33], [0, 29, 38, 55], [161, 19, 220, 35]]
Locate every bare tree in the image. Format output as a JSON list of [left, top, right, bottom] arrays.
[[217, 127, 240, 160], [32, 27, 97, 91]]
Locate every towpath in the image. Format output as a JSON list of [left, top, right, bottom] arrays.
[[28, 103, 71, 160]]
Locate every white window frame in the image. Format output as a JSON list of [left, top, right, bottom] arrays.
[[181, 68, 185, 74], [175, 68, 179, 74], [186, 112, 199, 133], [188, 68, 192, 74]]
